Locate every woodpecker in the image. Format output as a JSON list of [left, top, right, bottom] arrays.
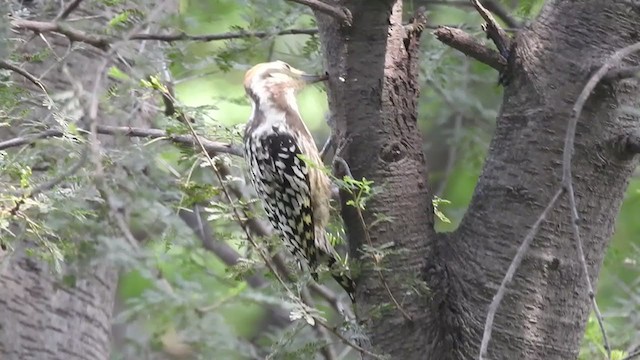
[[242, 61, 355, 303]]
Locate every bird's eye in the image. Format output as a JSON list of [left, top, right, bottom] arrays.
[[284, 63, 291, 70]]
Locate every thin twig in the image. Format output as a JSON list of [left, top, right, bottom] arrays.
[[0, 60, 48, 94], [300, 287, 338, 360], [55, 0, 85, 20], [622, 348, 640, 360], [334, 157, 413, 321], [434, 114, 462, 197], [7, 147, 89, 216], [478, 188, 564, 359], [562, 42, 640, 360], [316, 320, 383, 359]]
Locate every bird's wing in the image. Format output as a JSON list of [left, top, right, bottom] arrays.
[[260, 131, 319, 275]]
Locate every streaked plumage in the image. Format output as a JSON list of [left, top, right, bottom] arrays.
[[242, 61, 355, 302]]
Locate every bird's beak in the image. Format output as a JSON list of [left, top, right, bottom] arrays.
[[289, 67, 328, 84], [300, 73, 329, 84]]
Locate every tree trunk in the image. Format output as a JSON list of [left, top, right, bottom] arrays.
[[317, 0, 639, 359]]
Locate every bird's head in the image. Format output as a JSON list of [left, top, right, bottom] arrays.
[[243, 61, 327, 100]]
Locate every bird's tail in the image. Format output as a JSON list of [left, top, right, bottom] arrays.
[[327, 256, 356, 303], [314, 228, 356, 303]]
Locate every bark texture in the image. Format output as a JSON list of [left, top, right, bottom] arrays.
[[316, 0, 434, 356], [317, 0, 640, 359]]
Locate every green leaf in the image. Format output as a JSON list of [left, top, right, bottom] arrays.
[[107, 66, 131, 82]]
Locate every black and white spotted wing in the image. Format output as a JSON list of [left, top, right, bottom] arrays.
[[245, 130, 319, 276]]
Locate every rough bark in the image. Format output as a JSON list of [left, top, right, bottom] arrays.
[[316, 0, 434, 356], [317, 0, 639, 359], [447, 2, 640, 358]]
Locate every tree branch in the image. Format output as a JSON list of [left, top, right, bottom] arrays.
[[286, 0, 352, 26], [0, 60, 48, 93], [10, 18, 111, 51], [0, 125, 242, 156], [433, 26, 506, 71], [623, 348, 640, 360], [178, 206, 292, 330], [470, 0, 511, 59], [479, 0, 519, 29], [130, 28, 319, 42], [11, 16, 506, 55], [55, 0, 85, 20]]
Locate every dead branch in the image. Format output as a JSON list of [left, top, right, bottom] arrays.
[[55, 0, 85, 20], [470, 0, 511, 58], [433, 26, 506, 71]]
